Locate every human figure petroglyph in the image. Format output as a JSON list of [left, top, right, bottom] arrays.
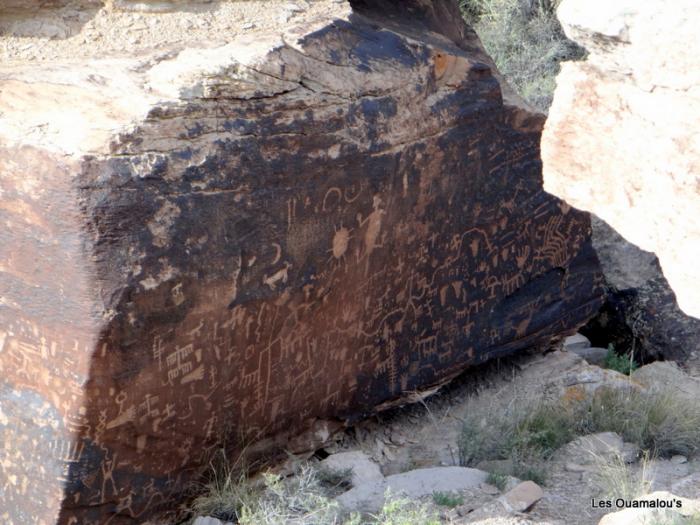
[[356, 195, 386, 274]]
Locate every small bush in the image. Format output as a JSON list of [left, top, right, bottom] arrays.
[[432, 491, 464, 507], [593, 450, 652, 501], [316, 465, 354, 494], [188, 449, 258, 523], [583, 387, 700, 458], [486, 471, 508, 491], [510, 403, 576, 459], [189, 458, 340, 525], [603, 345, 638, 375], [369, 493, 441, 525], [458, 0, 585, 112], [458, 392, 578, 483]]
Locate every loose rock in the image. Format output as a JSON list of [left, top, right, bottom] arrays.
[[500, 481, 544, 513], [321, 451, 384, 486]]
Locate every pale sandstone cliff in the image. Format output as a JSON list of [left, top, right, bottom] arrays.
[[542, 0, 700, 319]]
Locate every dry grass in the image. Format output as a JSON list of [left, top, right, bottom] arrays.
[[459, 0, 584, 112], [187, 457, 441, 525], [592, 450, 653, 501], [582, 387, 700, 458], [458, 384, 700, 484]]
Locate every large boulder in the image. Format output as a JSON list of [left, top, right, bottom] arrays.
[[0, 0, 604, 523], [542, 0, 700, 319]]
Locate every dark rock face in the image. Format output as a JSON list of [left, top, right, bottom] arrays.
[[0, 1, 604, 523], [581, 217, 700, 369]]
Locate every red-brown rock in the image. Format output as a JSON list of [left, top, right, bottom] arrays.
[[0, 1, 603, 523]]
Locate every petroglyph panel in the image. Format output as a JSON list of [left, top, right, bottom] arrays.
[[0, 0, 604, 523]]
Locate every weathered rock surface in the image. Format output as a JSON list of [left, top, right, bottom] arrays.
[[542, 0, 700, 319], [320, 450, 384, 486], [0, 0, 604, 523], [598, 492, 700, 525], [336, 466, 488, 513], [500, 481, 544, 513], [632, 361, 700, 402]]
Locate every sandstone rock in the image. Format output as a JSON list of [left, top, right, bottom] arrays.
[[632, 361, 700, 401], [338, 466, 488, 513], [598, 492, 700, 525], [499, 480, 544, 512], [542, 0, 700, 319], [571, 347, 608, 366], [320, 450, 384, 486], [671, 472, 700, 499], [386, 466, 488, 499], [193, 517, 231, 525], [647, 459, 692, 493], [570, 432, 623, 456], [563, 333, 591, 351], [0, 0, 604, 523], [563, 433, 638, 466], [336, 479, 386, 513]]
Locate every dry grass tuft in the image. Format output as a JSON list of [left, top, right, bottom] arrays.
[[459, 0, 585, 112], [458, 384, 700, 484]]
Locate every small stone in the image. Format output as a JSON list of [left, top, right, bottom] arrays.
[[671, 455, 688, 465], [193, 517, 228, 525], [241, 22, 255, 30], [500, 481, 544, 513], [563, 333, 591, 351], [572, 346, 609, 366]]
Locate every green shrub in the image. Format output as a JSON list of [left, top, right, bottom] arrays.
[[369, 493, 441, 525], [432, 490, 464, 507], [603, 345, 638, 375], [510, 402, 576, 459], [458, 0, 584, 112], [486, 471, 508, 492]]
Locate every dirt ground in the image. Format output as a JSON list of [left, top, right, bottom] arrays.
[[0, 0, 348, 63], [314, 347, 700, 524]]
